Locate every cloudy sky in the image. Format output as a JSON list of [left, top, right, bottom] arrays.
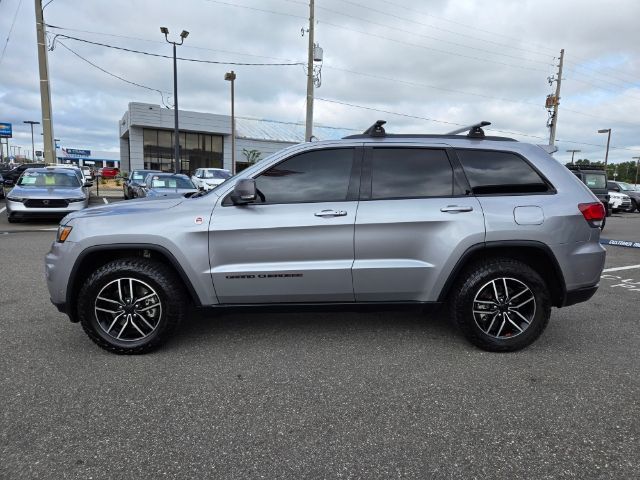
[[0, 0, 639, 165]]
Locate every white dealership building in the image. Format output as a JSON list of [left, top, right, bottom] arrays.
[[119, 102, 355, 173]]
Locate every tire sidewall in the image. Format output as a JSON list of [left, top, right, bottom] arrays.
[[78, 263, 174, 351], [454, 261, 551, 351]]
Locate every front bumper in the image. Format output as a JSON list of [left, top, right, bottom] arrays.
[[7, 198, 87, 218]]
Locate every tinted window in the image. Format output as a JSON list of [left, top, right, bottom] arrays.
[[254, 149, 354, 203], [457, 150, 549, 194], [371, 148, 453, 199]]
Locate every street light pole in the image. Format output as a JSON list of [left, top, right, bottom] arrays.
[[566, 149, 581, 165], [161, 27, 189, 174], [633, 156, 640, 188], [24, 120, 40, 161], [224, 71, 236, 174], [598, 128, 612, 170]]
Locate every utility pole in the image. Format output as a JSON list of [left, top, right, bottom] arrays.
[[304, 0, 315, 142], [34, 0, 55, 163], [548, 48, 564, 147], [633, 156, 640, 187], [24, 120, 40, 162], [598, 128, 612, 170], [224, 71, 237, 174], [566, 149, 581, 165]]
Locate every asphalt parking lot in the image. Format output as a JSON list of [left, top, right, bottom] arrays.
[[1, 201, 639, 479]]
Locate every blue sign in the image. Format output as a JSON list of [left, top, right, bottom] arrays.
[[0, 123, 12, 138], [62, 148, 91, 157]]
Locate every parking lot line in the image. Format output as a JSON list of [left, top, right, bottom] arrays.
[[602, 264, 640, 273], [0, 207, 5, 214], [103, 198, 109, 204]]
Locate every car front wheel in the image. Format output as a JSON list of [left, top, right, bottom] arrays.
[[77, 258, 187, 354], [450, 258, 551, 352]]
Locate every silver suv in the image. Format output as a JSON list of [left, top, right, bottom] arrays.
[[45, 121, 606, 354]]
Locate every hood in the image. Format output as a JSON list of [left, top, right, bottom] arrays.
[[609, 191, 629, 199], [8, 186, 85, 199], [63, 196, 184, 222], [203, 178, 226, 185]]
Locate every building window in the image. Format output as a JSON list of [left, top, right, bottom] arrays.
[[143, 129, 224, 173]]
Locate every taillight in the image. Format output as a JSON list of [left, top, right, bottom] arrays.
[[578, 202, 605, 228]]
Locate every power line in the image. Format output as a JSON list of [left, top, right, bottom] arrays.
[[203, 0, 550, 73], [50, 33, 305, 66], [0, 0, 23, 67], [55, 40, 173, 107], [371, 0, 559, 55], [315, 97, 640, 152], [46, 24, 302, 63], [322, 0, 556, 64]]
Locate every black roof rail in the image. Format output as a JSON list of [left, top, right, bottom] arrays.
[[362, 120, 387, 137], [341, 119, 516, 141], [445, 121, 491, 138], [565, 164, 606, 171]]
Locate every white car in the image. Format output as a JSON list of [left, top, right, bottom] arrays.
[[191, 168, 232, 191], [609, 190, 632, 213]]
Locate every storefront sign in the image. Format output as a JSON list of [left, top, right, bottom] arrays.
[[0, 123, 12, 138], [62, 148, 91, 157]]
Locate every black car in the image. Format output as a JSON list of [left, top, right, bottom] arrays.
[[3, 163, 47, 185], [608, 181, 640, 212], [567, 165, 610, 216], [0, 173, 4, 199], [123, 169, 160, 199]]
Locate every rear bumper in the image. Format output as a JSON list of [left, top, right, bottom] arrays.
[[562, 285, 599, 307]]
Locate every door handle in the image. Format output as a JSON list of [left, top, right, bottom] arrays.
[[314, 209, 347, 217], [440, 205, 474, 213]]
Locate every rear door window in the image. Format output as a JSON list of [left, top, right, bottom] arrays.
[[370, 148, 453, 199], [456, 149, 550, 194]]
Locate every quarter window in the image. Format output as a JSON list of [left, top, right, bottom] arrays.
[[457, 149, 550, 194], [253, 148, 354, 204], [371, 148, 453, 199]]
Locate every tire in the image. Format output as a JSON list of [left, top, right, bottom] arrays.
[[7, 215, 18, 223], [77, 258, 187, 354], [449, 258, 551, 352], [612, 208, 619, 214], [630, 199, 638, 213]]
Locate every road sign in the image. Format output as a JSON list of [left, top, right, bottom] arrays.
[[36, 150, 43, 157], [0, 123, 12, 138]]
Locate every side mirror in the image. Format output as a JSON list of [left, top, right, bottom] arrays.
[[230, 179, 257, 205], [84, 181, 93, 187]]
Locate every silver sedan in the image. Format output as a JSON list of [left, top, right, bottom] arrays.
[[5, 168, 90, 223]]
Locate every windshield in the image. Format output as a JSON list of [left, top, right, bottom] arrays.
[[18, 171, 81, 188], [133, 170, 154, 181], [617, 182, 633, 191], [150, 176, 194, 189], [203, 169, 231, 179], [584, 173, 606, 189]]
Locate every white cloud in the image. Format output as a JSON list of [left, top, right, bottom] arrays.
[[0, 0, 638, 164]]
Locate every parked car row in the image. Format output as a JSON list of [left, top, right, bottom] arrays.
[[122, 168, 231, 200]]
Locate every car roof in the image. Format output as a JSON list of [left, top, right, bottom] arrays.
[[23, 167, 81, 174]]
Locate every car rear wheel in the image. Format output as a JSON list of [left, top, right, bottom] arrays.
[[450, 258, 551, 352], [77, 258, 187, 354]]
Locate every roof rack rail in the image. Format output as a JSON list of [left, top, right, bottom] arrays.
[[362, 120, 387, 137], [445, 121, 491, 138], [565, 164, 606, 171]]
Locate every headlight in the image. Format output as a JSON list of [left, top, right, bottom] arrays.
[[66, 197, 86, 203], [7, 196, 25, 203], [56, 225, 73, 243]]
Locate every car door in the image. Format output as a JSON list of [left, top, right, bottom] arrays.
[[353, 146, 485, 302], [209, 147, 362, 303]]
